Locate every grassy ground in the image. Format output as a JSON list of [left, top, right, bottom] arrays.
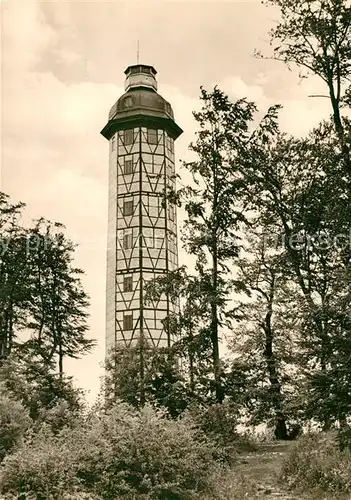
[[233, 441, 350, 499]]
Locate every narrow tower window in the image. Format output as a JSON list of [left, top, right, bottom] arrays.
[[124, 129, 134, 145], [111, 135, 116, 151], [123, 199, 134, 216], [168, 204, 174, 221], [123, 313, 133, 331], [147, 128, 158, 144], [166, 136, 174, 153], [123, 276, 133, 292], [123, 232, 133, 250], [124, 159, 134, 175]]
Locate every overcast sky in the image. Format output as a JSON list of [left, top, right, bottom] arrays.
[[1, 0, 332, 403]]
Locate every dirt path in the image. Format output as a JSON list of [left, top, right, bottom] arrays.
[[234, 441, 309, 499]]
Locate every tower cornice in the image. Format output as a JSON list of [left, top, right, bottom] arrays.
[[100, 113, 183, 140]]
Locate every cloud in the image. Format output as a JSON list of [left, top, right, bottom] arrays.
[[218, 74, 332, 137], [2, 0, 57, 76]]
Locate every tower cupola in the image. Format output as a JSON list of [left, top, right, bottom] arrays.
[[101, 64, 182, 140], [124, 64, 157, 92]]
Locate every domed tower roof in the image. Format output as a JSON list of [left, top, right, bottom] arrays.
[[101, 64, 182, 140]]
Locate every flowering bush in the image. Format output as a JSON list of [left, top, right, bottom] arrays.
[[74, 404, 218, 499]]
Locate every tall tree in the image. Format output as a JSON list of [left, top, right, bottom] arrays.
[[0, 193, 95, 377], [173, 88, 256, 402], [229, 229, 303, 439], [239, 117, 351, 428], [0, 193, 31, 359], [149, 92, 285, 406], [257, 0, 351, 429], [259, 0, 351, 170], [25, 219, 94, 376]]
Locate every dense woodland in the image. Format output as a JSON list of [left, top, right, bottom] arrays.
[[1, 0, 351, 498]]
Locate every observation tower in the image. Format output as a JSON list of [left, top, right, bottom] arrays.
[[101, 64, 182, 355]]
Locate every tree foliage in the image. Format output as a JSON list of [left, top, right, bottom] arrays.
[[0, 192, 95, 373], [0, 387, 31, 462], [260, 0, 351, 169], [104, 341, 191, 418]]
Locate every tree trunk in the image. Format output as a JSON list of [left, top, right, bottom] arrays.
[[274, 416, 289, 440], [328, 79, 351, 173], [322, 419, 332, 432], [188, 326, 195, 396], [58, 345, 63, 379], [0, 310, 7, 361], [339, 415, 347, 430], [139, 336, 145, 406], [211, 231, 224, 404], [264, 276, 288, 440], [211, 157, 224, 405]]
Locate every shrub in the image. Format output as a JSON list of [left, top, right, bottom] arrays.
[[0, 403, 221, 499], [0, 388, 31, 462], [280, 432, 351, 494], [338, 424, 351, 451], [0, 426, 79, 499], [0, 355, 85, 424], [36, 399, 84, 434], [183, 402, 256, 464], [75, 404, 217, 499], [198, 466, 261, 500]]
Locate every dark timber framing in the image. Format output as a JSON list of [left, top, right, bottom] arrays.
[[102, 65, 182, 400]]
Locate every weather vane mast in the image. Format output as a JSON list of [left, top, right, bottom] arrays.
[[137, 40, 140, 64]]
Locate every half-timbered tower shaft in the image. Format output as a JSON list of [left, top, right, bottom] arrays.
[[101, 64, 182, 356]]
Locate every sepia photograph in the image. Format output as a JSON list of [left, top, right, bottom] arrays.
[[1, 0, 351, 498]]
